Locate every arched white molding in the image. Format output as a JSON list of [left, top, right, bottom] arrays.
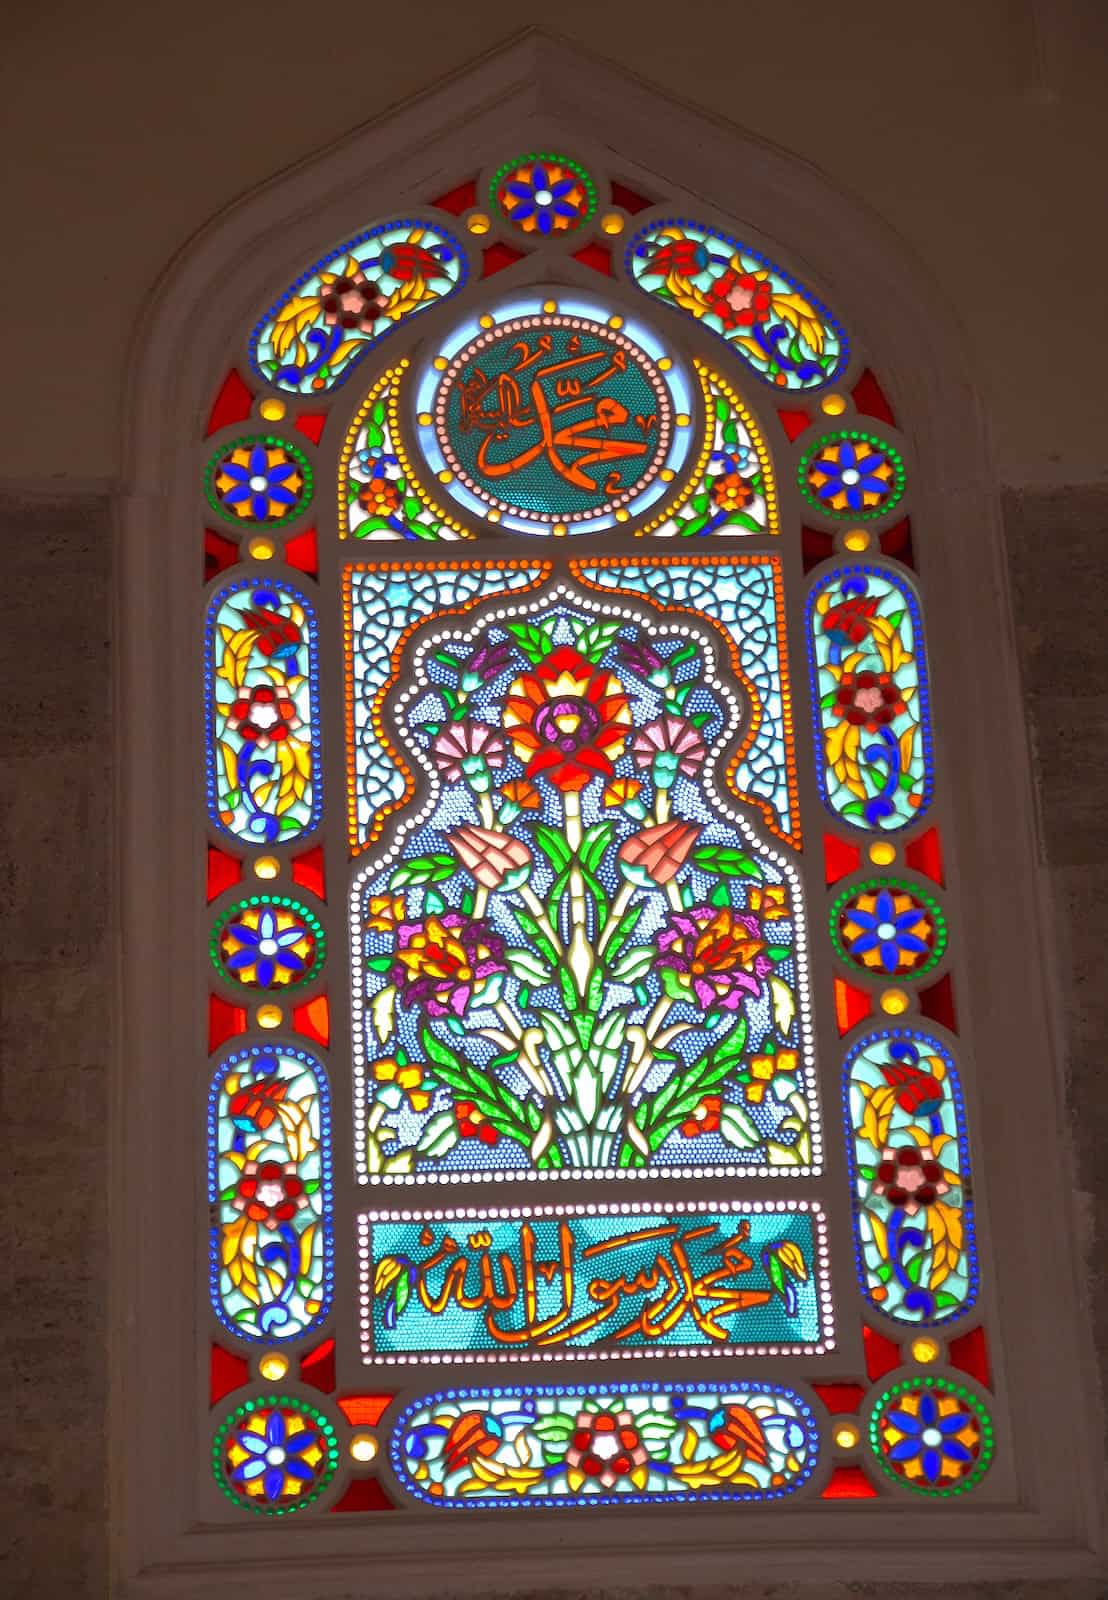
[[115, 27, 1105, 1596]]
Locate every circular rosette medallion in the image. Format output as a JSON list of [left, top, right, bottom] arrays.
[[414, 297, 695, 534]]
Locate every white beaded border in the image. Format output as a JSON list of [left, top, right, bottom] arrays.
[[356, 1199, 834, 1363], [349, 579, 822, 1184], [430, 313, 675, 526]]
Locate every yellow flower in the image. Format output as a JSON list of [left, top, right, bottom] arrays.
[[745, 1049, 797, 1104], [365, 894, 405, 932], [373, 1057, 432, 1112], [747, 884, 789, 920]]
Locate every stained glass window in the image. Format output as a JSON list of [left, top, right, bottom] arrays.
[[199, 146, 999, 1520]]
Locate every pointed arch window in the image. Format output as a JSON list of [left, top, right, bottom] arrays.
[[117, 50, 1099, 1591]]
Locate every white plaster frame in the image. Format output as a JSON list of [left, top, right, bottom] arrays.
[[114, 28, 1106, 1596]]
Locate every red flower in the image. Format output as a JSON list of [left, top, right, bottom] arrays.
[[455, 1100, 499, 1146], [358, 479, 402, 516], [822, 595, 879, 649], [378, 242, 449, 283], [504, 646, 631, 793], [227, 683, 301, 747], [680, 1094, 722, 1137], [832, 670, 906, 730], [565, 1409, 650, 1490], [233, 1159, 308, 1228], [706, 270, 773, 330], [321, 268, 385, 332], [710, 472, 754, 511], [228, 1079, 289, 1133], [639, 237, 711, 278]]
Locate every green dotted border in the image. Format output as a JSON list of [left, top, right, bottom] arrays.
[[797, 428, 906, 521], [204, 434, 315, 529], [489, 151, 597, 232], [869, 1375, 995, 1498], [210, 893, 326, 990], [213, 1394, 339, 1517], [829, 875, 947, 980]]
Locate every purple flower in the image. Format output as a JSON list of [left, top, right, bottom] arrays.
[[392, 913, 508, 1017], [460, 637, 514, 690], [657, 905, 771, 1012]]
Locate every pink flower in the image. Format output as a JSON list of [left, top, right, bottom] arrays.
[[630, 714, 707, 788], [617, 820, 701, 886], [431, 722, 508, 789], [448, 825, 532, 889]]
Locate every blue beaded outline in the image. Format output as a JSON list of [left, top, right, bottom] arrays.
[[203, 576, 323, 844], [206, 1044, 335, 1344], [390, 1380, 819, 1509], [803, 562, 935, 834], [842, 1026, 979, 1328], [247, 218, 468, 395], [624, 218, 849, 392]]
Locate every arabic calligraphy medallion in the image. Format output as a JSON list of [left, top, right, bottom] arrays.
[[415, 300, 695, 534]]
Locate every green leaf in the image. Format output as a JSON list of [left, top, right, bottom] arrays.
[[709, 882, 730, 908], [352, 516, 395, 538], [364, 955, 393, 973], [424, 888, 447, 915], [394, 1271, 411, 1318], [719, 1102, 761, 1149], [608, 945, 655, 983], [506, 620, 555, 664], [660, 966, 691, 1001], [509, 905, 560, 967], [573, 618, 623, 664], [390, 853, 456, 888], [728, 511, 764, 533], [579, 821, 615, 877], [533, 824, 573, 873], [602, 901, 644, 964], [505, 947, 553, 985], [692, 845, 762, 878], [766, 945, 791, 962], [416, 1110, 459, 1158]]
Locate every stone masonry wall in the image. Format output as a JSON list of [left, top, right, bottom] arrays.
[[0, 485, 1103, 1597]]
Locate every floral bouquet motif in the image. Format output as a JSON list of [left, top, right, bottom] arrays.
[[355, 600, 816, 1176]]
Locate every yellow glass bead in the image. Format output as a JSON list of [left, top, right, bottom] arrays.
[[247, 535, 276, 560], [869, 841, 896, 866], [911, 1336, 942, 1365], [600, 211, 625, 235], [607, 315, 624, 330], [833, 1422, 860, 1450], [466, 212, 491, 235], [843, 529, 871, 552], [350, 1432, 379, 1463], [258, 1353, 289, 1381], [258, 398, 286, 422], [880, 987, 911, 1016], [417, 412, 432, 427], [543, 299, 558, 315], [253, 856, 280, 880], [257, 1003, 283, 1029], [821, 393, 848, 416], [479, 314, 495, 330]]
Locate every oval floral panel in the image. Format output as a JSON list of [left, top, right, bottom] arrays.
[[391, 1381, 818, 1506], [844, 1028, 977, 1325], [205, 577, 321, 844], [412, 295, 696, 534], [208, 1046, 334, 1342], [249, 218, 466, 395], [806, 565, 934, 832], [626, 219, 848, 391]]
